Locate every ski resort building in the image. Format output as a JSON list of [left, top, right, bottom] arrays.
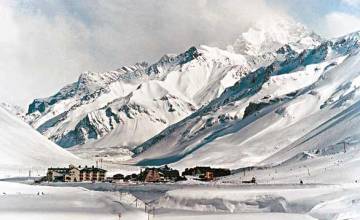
[[80, 166, 106, 182], [145, 169, 162, 182], [204, 171, 214, 181], [46, 165, 106, 182], [139, 165, 186, 182], [182, 166, 231, 181], [47, 165, 80, 182]]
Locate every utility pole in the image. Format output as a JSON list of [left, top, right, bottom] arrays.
[[343, 141, 346, 153]]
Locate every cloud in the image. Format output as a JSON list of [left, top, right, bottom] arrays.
[[0, 0, 282, 107], [341, 0, 360, 7], [0, 2, 96, 107], [1, 0, 360, 108], [324, 12, 360, 37]]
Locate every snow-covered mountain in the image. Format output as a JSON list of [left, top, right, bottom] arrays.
[[26, 45, 253, 160], [0, 107, 78, 176], [27, 16, 326, 163], [232, 16, 321, 56], [132, 31, 360, 171]]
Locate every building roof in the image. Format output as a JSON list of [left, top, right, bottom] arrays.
[[48, 166, 107, 173], [48, 168, 70, 173], [80, 167, 106, 172]]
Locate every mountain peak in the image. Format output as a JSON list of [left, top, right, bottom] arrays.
[[232, 16, 322, 56]]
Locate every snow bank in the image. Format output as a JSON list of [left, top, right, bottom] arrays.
[[155, 184, 360, 220], [0, 181, 146, 220]]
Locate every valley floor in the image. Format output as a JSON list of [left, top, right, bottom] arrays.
[[1, 146, 360, 220], [1, 180, 360, 220]]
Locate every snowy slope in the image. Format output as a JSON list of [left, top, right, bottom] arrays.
[[26, 45, 253, 163], [26, 16, 320, 162], [132, 32, 360, 171], [0, 107, 78, 176], [0, 102, 25, 119]]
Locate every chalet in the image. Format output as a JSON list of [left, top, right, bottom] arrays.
[[145, 169, 162, 182], [204, 171, 214, 181], [66, 165, 81, 182], [47, 165, 80, 182], [182, 166, 231, 181], [139, 165, 186, 183], [46, 165, 106, 182]]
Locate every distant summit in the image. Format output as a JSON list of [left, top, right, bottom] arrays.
[[232, 15, 322, 56]]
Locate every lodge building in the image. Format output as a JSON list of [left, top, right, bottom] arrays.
[[80, 166, 106, 181], [138, 165, 186, 183], [182, 166, 231, 181], [47, 165, 106, 182]]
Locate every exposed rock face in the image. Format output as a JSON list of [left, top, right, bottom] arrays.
[[27, 17, 333, 163], [131, 31, 360, 169]]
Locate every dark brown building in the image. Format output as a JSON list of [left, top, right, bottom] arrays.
[[80, 166, 106, 182]]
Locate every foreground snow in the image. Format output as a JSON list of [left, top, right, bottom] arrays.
[[2, 179, 360, 220], [156, 213, 316, 220], [0, 181, 146, 220], [156, 184, 360, 220]]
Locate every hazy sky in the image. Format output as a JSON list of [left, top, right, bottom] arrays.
[[1, 0, 360, 108]]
